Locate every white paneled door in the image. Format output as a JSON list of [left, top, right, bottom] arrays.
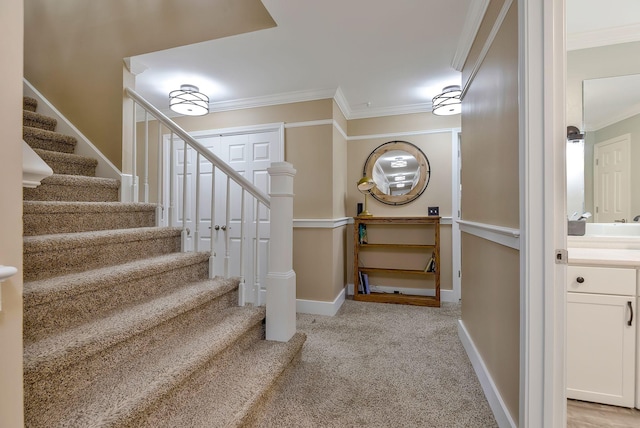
[[594, 134, 630, 223], [164, 125, 284, 306]]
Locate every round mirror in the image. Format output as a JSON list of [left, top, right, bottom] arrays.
[[363, 140, 430, 205]]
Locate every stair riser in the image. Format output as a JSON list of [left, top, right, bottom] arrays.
[[24, 112, 57, 132], [24, 288, 240, 426], [24, 210, 155, 236], [23, 132, 76, 154], [23, 182, 119, 202], [39, 157, 96, 177], [24, 97, 38, 112], [133, 322, 266, 427], [23, 235, 181, 281], [25, 260, 209, 342]]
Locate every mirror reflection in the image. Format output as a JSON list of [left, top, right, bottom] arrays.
[[567, 73, 640, 223], [363, 141, 430, 205]]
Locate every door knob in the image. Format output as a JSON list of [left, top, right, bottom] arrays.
[[221, 225, 227, 231], [214, 225, 220, 230], [576, 277, 584, 283]]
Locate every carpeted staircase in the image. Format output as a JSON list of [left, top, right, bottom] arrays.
[[22, 97, 306, 427]]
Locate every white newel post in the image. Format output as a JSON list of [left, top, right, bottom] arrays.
[[266, 162, 297, 342]]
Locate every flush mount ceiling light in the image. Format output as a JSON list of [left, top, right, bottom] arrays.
[[169, 84, 209, 116], [432, 85, 461, 116]]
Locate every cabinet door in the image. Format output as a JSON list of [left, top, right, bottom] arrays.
[[567, 292, 636, 407]]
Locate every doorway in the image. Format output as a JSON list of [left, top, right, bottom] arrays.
[[162, 123, 284, 305]]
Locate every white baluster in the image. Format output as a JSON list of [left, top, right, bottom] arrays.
[[168, 133, 175, 227], [132, 102, 138, 202], [194, 152, 201, 252], [209, 165, 216, 279], [254, 201, 261, 306], [224, 176, 231, 278], [238, 188, 246, 306], [143, 111, 149, 203], [181, 140, 189, 252], [156, 121, 163, 226]]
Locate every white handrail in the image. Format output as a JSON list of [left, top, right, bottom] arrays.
[[123, 88, 296, 342], [124, 87, 270, 208]]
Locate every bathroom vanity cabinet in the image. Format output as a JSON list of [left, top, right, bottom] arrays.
[[566, 264, 637, 408]]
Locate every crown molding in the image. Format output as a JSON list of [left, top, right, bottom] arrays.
[[451, 0, 490, 71], [585, 104, 640, 132], [567, 23, 640, 51]]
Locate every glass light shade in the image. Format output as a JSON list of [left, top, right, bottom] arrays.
[[169, 84, 209, 116], [432, 85, 461, 116]]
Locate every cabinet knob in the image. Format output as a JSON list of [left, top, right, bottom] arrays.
[[576, 277, 584, 284]]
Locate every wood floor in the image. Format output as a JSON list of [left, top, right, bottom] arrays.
[[567, 400, 640, 428]]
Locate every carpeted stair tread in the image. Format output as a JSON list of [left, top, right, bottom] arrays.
[[32, 148, 98, 176], [23, 226, 182, 281], [23, 252, 210, 341], [23, 125, 77, 153], [24, 96, 38, 112], [23, 174, 120, 202], [40, 306, 266, 428], [23, 110, 57, 131], [24, 251, 210, 309], [24, 278, 243, 377], [137, 332, 307, 428], [23, 201, 156, 235]]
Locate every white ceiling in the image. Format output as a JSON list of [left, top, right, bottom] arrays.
[[132, 0, 474, 119], [132, 0, 640, 122]]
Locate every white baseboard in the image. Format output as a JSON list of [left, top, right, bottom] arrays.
[[457, 320, 516, 428], [296, 287, 345, 316], [346, 283, 458, 303]]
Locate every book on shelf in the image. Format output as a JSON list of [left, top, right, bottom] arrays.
[[362, 272, 370, 294], [424, 251, 436, 273], [358, 223, 368, 244], [357, 270, 370, 294]]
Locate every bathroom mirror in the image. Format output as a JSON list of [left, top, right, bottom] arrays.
[[363, 140, 430, 205], [566, 33, 640, 223], [566, 72, 640, 223]]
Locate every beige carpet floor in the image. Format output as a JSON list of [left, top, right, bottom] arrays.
[[256, 299, 498, 428]]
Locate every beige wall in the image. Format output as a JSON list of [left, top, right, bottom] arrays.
[[460, 1, 520, 421], [137, 100, 458, 302], [345, 113, 458, 293], [0, 1, 25, 426], [24, 0, 275, 170]]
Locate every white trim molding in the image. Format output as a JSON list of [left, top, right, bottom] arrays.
[[293, 218, 350, 229], [297, 287, 345, 316], [0, 265, 18, 312], [567, 23, 640, 51], [452, 0, 490, 71], [461, 0, 514, 99], [458, 320, 517, 428], [346, 283, 458, 303], [457, 219, 520, 249], [22, 141, 53, 188]]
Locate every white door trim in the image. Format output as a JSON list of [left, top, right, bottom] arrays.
[[519, 1, 566, 427], [452, 128, 461, 302]]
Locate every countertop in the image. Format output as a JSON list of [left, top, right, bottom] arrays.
[[568, 247, 640, 267]]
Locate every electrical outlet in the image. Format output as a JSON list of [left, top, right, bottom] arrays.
[[428, 206, 439, 216]]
